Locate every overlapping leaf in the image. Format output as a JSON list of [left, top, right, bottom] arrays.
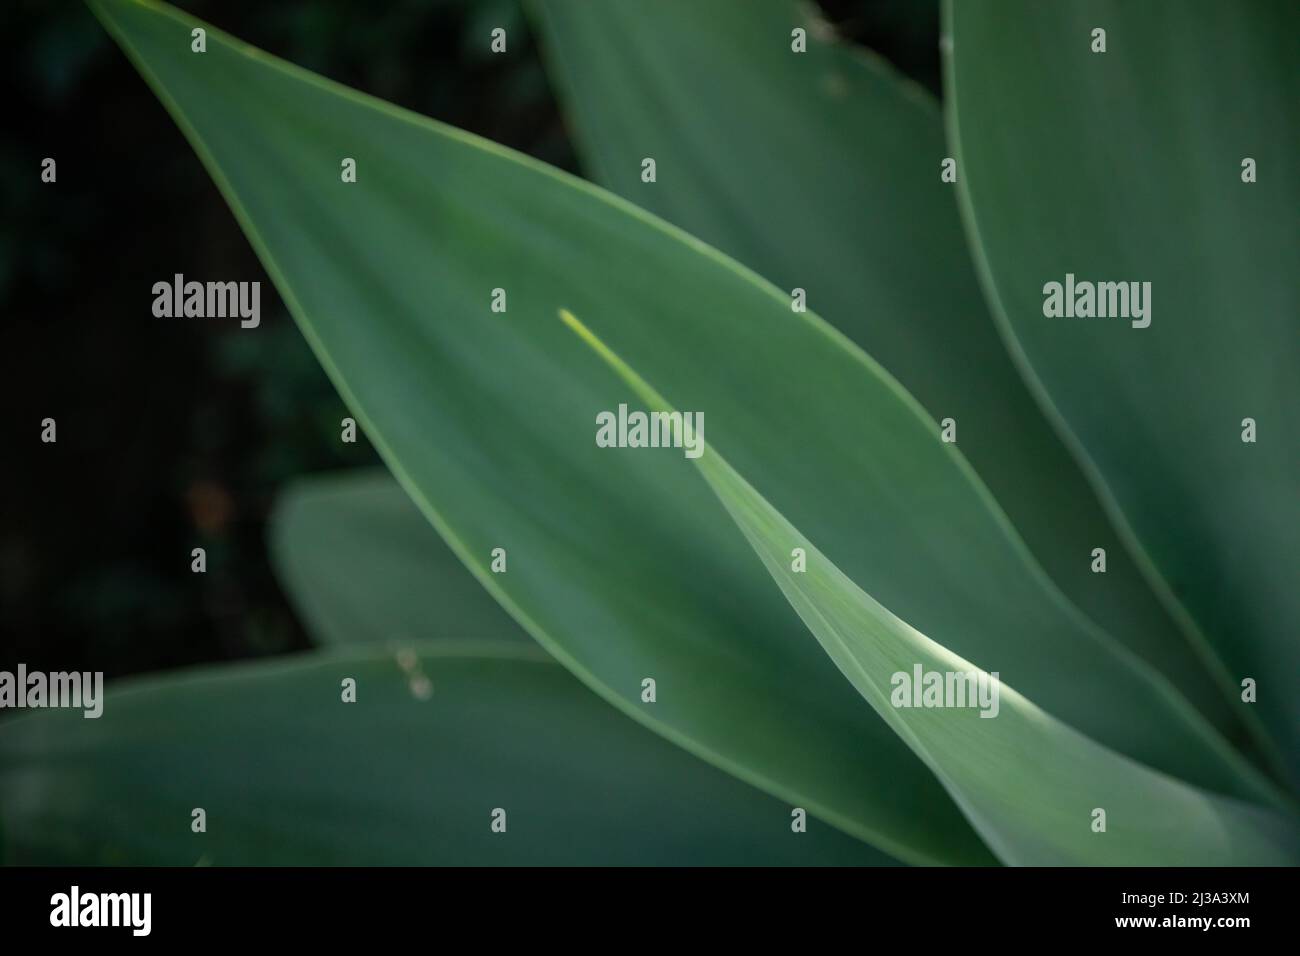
[[558, 306, 1300, 865], [0, 645, 895, 865], [530, 0, 1241, 740], [90, 0, 986, 864], [271, 470, 524, 647], [89, 0, 1281, 867], [943, 0, 1300, 783]]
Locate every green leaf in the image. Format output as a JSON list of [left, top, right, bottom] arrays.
[[529, 0, 1240, 739], [89, 0, 1276, 861], [271, 470, 525, 647], [90, 0, 985, 865], [558, 307, 1300, 865], [0, 645, 897, 865], [943, 0, 1300, 782]]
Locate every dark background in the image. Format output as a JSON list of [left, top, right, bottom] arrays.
[[0, 0, 940, 681]]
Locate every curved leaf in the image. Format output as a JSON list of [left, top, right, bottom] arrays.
[[943, 0, 1300, 781], [0, 645, 897, 865], [558, 307, 1300, 865], [90, 0, 985, 864], [529, 0, 1239, 738], [89, 0, 1277, 861], [271, 469, 524, 647]]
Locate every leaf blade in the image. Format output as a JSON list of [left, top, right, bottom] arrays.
[[271, 470, 525, 648], [89, 0, 1281, 861], [89, 0, 994, 865], [0, 645, 898, 865], [943, 0, 1300, 781], [530, 0, 1241, 738], [558, 307, 1300, 865]]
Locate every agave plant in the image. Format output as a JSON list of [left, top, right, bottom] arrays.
[[1, 0, 1295, 866]]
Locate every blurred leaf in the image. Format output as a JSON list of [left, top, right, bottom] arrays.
[[271, 469, 525, 647], [529, 0, 1241, 744], [943, 0, 1300, 782], [0, 644, 896, 865], [559, 306, 1300, 865]]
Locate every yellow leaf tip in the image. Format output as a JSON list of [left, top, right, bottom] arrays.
[[557, 306, 582, 333], [557, 306, 607, 359]]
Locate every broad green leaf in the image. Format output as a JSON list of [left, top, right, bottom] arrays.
[[268, 473, 895, 862], [943, 0, 1300, 782], [530, 0, 1240, 740], [271, 469, 524, 647], [0, 645, 897, 865], [91, 0, 987, 865], [559, 307, 1300, 865], [90, 0, 1276, 861]]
